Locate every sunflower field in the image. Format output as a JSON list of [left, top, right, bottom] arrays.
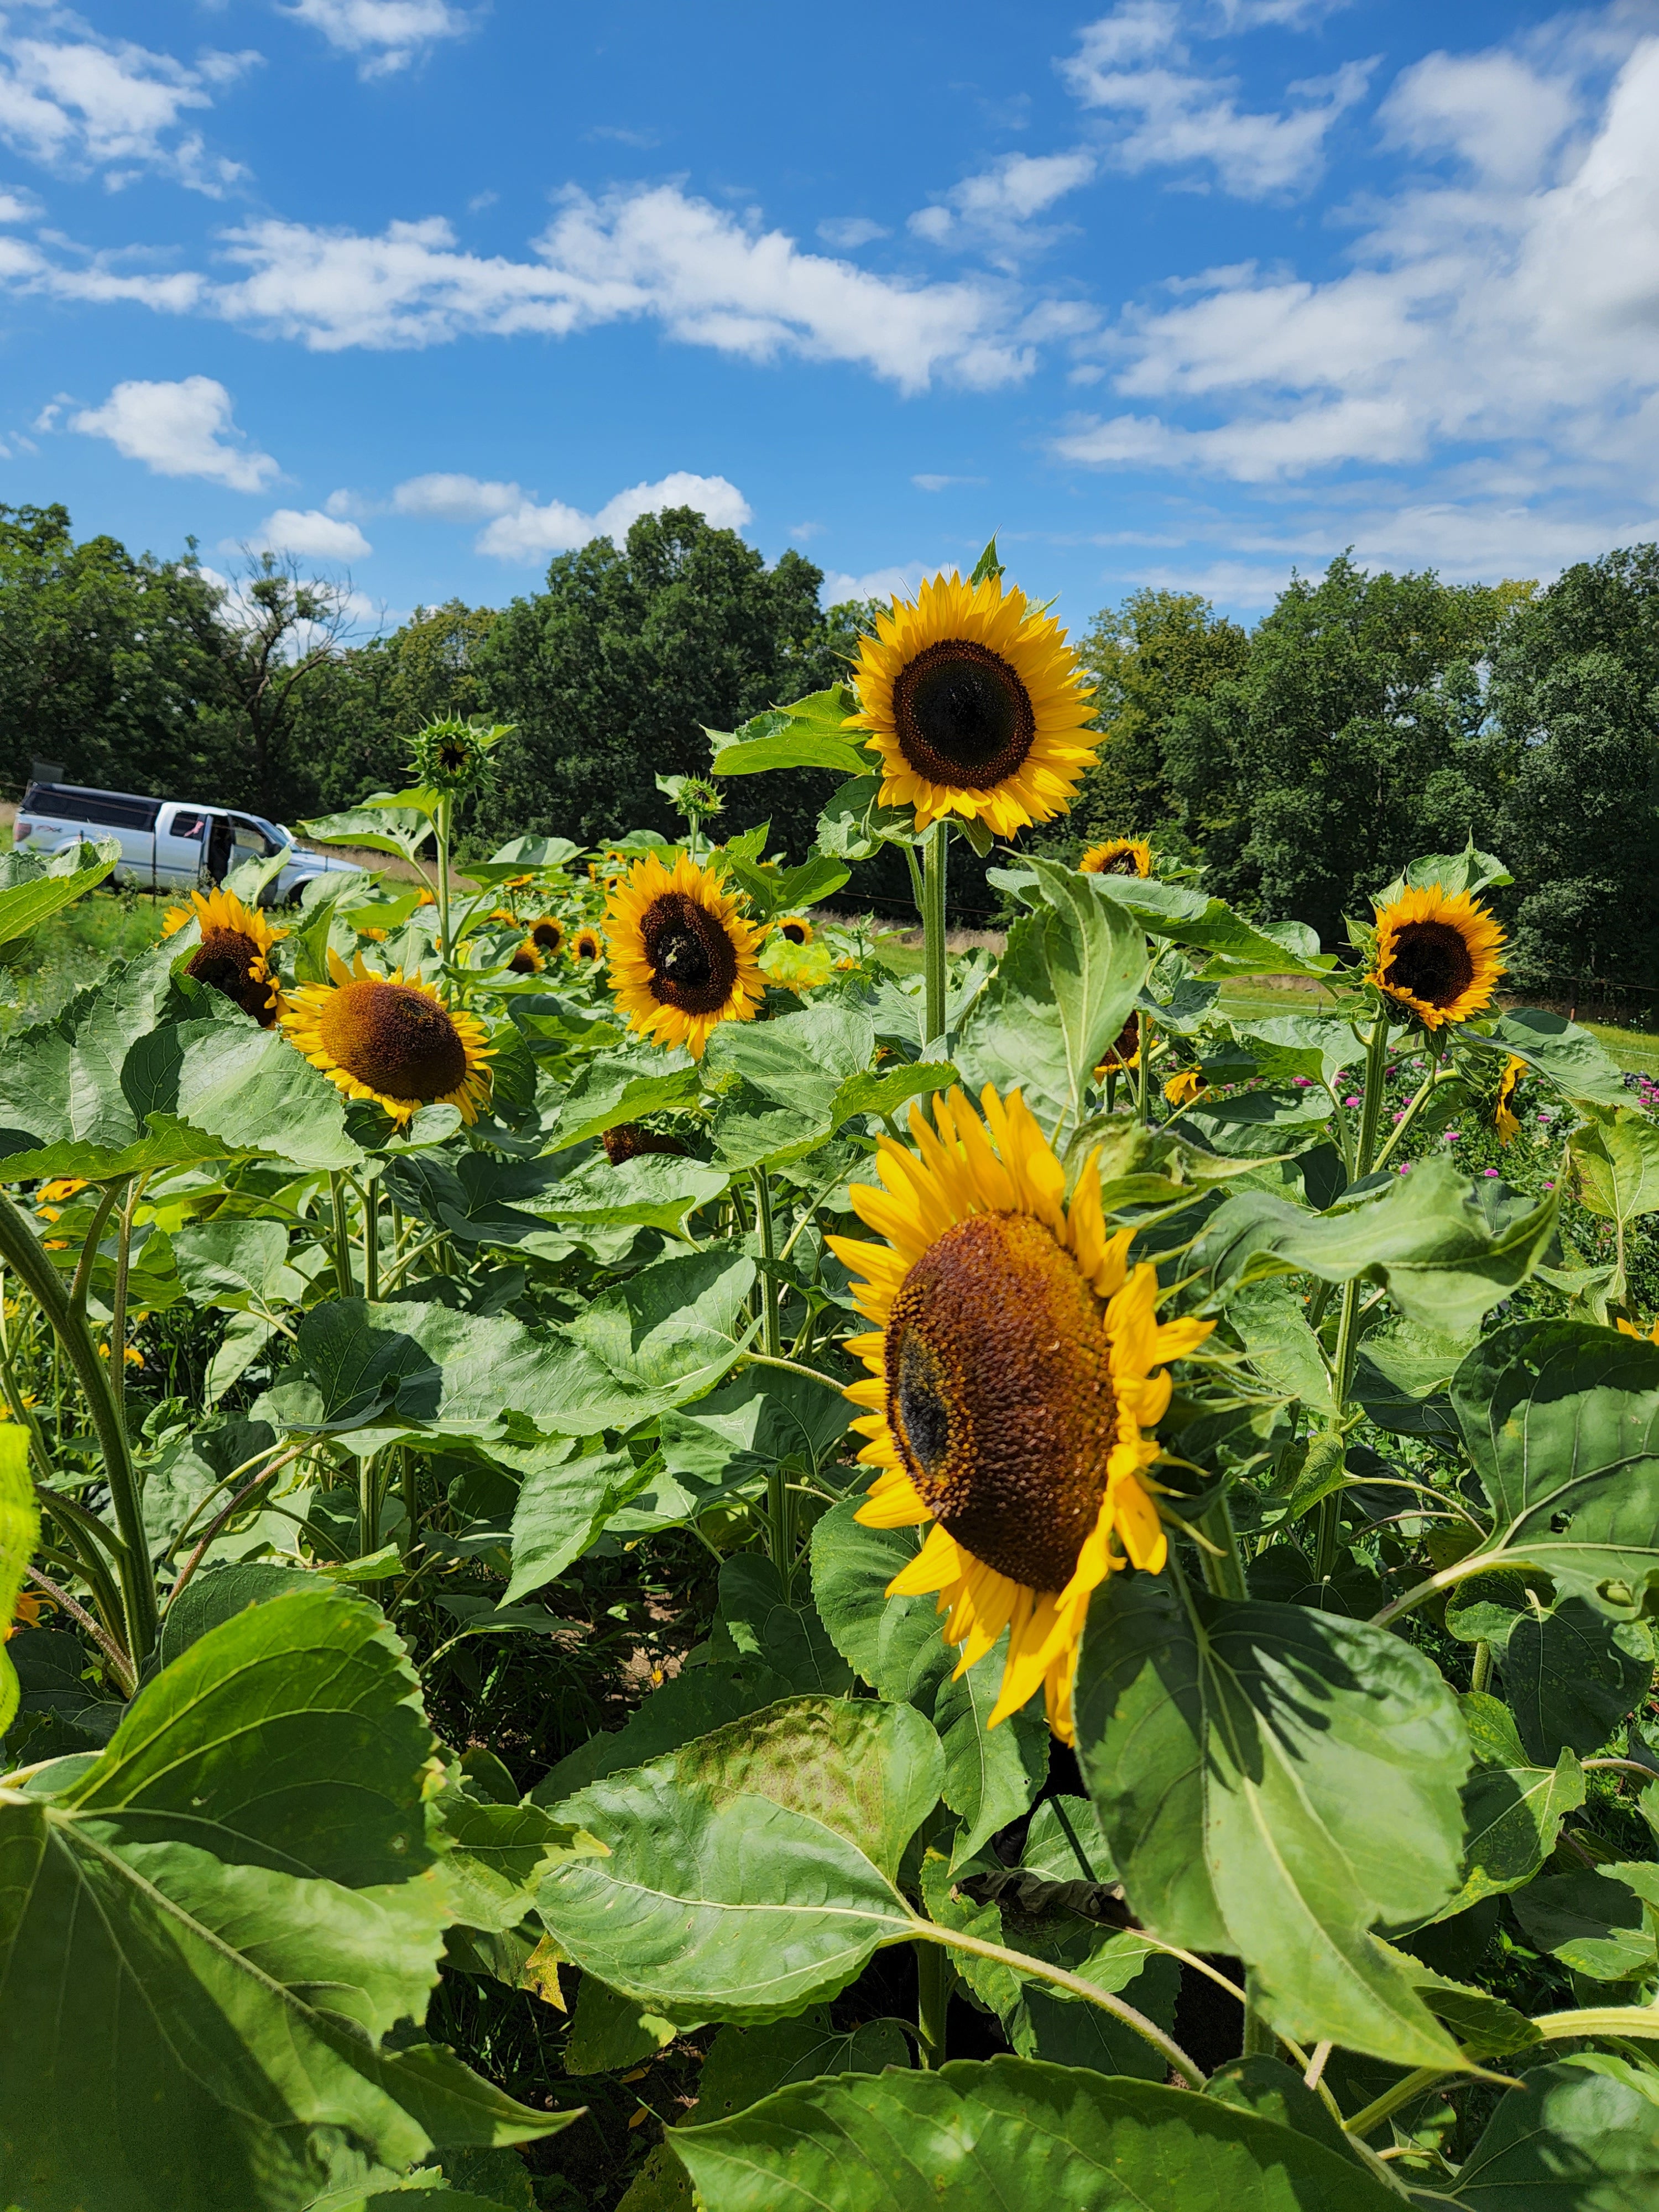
[[4, 546, 1659, 2212]]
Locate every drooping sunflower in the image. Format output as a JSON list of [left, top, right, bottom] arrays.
[[774, 915, 813, 947], [163, 886, 286, 1026], [1494, 1054, 1526, 1144], [1369, 885, 1505, 1029], [1097, 1011, 1141, 1076], [570, 927, 605, 964], [845, 570, 1098, 836], [281, 950, 493, 1124], [1081, 838, 1152, 879], [527, 915, 565, 956], [828, 1086, 1213, 1742], [1164, 1068, 1206, 1107], [604, 851, 766, 1059]]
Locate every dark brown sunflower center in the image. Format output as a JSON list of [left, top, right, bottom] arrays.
[[187, 929, 276, 1026], [508, 947, 540, 974], [1384, 920, 1475, 1009], [641, 891, 738, 1015], [320, 979, 468, 1102], [780, 920, 807, 944], [1092, 851, 1139, 876], [885, 1212, 1118, 1592], [529, 921, 562, 950], [1103, 1011, 1139, 1067], [893, 639, 1037, 791]]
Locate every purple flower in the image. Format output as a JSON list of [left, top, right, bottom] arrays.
[[1292, 1076, 1312, 1087], [1399, 1162, 1411, 1174], [1344, 1095, 1362, 1107], [1444, 1130, 1462, 1142], [1483, 1167, 1500, 1177]]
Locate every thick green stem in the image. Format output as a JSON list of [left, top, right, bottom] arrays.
[[362, 1175, 380, 1303], [753, 1170, 791, 1573], [1242, 1974, 1277, 2059], [435, 790, 454, 964], [922, 820, 950, 1047], [109, 1175, 145, 1425], [1354, 1013, 1392, 1183], [359, 1451, 379, 1558], [1470, 1639, 1493, 1695], [916, 1941, 952, 2068], [0, 1188, 158, 1663], [1197, 1494, 1249, 1600], [67, 1181, 123, 1318], [329, 1172, 356, 1300]]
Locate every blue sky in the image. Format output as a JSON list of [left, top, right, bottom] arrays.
[[3, 0, 1657, 637]]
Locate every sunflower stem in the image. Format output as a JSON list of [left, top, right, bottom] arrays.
[[1470, 1637, 1493, 1694], [434, 789, 454, 963], [362, 1173, 380, 1303], [1197, 1493, 1248, 1601], [1242, 1973, 1276, 2058], [922, 820, 951, 1049], [109, 1173, 146, 1425], [329, 1171, 356, 1300], [915, 1940, 952, 2068]]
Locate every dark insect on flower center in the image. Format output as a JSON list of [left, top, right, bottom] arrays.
[[885, 1213, 1118, 1592], [187, 929, 276, 1026], [1384, 920, 1476, 1009], [893, 639, 1037, 791], [320, 979, 468, 1102], [641, 891, 738, 1015], [1093, 850, 1139, 876]]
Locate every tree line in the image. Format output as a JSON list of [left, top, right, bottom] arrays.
[[3, 500, 1654, 1000]]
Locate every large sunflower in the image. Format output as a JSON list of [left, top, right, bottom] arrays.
[[1369, 885, 1505, 1029], [281, 950, 493, 1123], [163, 886, 285, 1026], [828, 1086, 1212, 1742], [604, 851, 766, 1058], [845, 570, 1097, 836], [1081, 838, 1151, 879]]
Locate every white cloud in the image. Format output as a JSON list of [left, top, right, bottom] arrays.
[[1061, 5, 1373, 196], [242, 507, 373, 560], [822, 564, 924, 604], [474, 472, 752, 563], [70, 375, 278, 490], [912, 473, 988, 491], [1056, 13, 1659, 527], [910, 149, 1098, 262], [392, 471, 524, 520], [206, 185, 1030, 389], [0, 13, 257, 194], [279, 0, 472, 79], [816, 216, 889, 248]]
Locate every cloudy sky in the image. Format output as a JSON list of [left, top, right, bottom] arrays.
[[3, 0, 1657, 629]]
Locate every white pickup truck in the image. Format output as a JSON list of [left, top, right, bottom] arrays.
[[12, 781, 364, 903]]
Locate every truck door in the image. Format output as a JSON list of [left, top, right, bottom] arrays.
[[205, 814, 233, 884]]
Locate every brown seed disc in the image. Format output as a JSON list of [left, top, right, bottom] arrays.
[[891, 638, 1037, 791], [1384, 919, 1476, 1008], [187, 929, 276, 1026], [641, 891, 739, 1015], [319, 979, 468, 1101]]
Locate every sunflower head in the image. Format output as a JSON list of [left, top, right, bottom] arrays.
[[409, 714, 510, 792], [1368, 885, 1505, 1029], [828, 1085, 1212, 1742], [1081, 838, 1152, 879], [1096, 1011, 1141, 1077], [571, 926, 605, 964], [280, 950, 493, 1124], [168, 887, 286, 1026], [1617, 1317, 1659, 1345], [527, 915, 565, 954], [1163, 1068, 1206, 1107], [774, 914, 813, 947], [508, 940, 544, 975], [845, 569, 1097, 836], [601, 1122, 689, 1165], [1495, 1053, 1526, 1144], [603, 851, 766, 1058]]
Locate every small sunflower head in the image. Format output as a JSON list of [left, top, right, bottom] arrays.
[[1368, 884, 1506, 1029], [1081, 838, 1152, 880], [571, 926, 605, 964], [280, 951, 494, 1124], [527, 915, 565, 954], [845, 568, 1097, 836], [774, 914, 813, 947], [409, 716, 512, 792], [170, 887, 286, 1026], [604, 851, 766, 1058], [508, 940, 544, 975], [1163, 1068, 1206, 1108]]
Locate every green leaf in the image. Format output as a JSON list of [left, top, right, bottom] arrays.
[[536, 1151, 730, 1235], [1075, 1575, 1470, 2067], [438, 1788, 591, 1935], [1464, 1008, 1631, 1109], [536, 1244, 757, 1433], [1509, 1865, 1657, 1982], [813, 773, 925, 861], [710, 1555, 853, 1694], [1204, 1013, 1365, 1089], [300, 806, 432, 864], [999, 867, 1336, 979], [565, 1972, 677, 2074], [1570, 1107, 1659, 1298], [502, 1444, 633, 1604], [669, 2056, 1402, 2212], [1502, 1597, 1655, 1765], [1429, 1696, 1585, 1918], [170, 1217, 296, 1310], [1196, 1156, 1559, 1333], [695, 2013, 911, 2121], [830, 1059, 958, 1130], [0, 836, 117, 948], [531, 1657, 796, 1807], [705, 1003, 875, 1117], [538, 1698, 940, 2025], [932, 1644, 1049, 1869], [0, 1590, 555, 2211], [0, 1427, 40, 1737], [1457, 2053, 1659, 2211], [711, 728, 869, 778], [127, 1017, 362, 1171], [955, 858, 1147, 1120], [659, 1366, 853, 1502], [1228, 1284, 1337, 1418], [550, 1056, 701, 1149]]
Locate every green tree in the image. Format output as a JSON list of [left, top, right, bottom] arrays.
[[0, 504, 231, 801], [473, 508, 851, 860], [1491, 544, 1659, 998], [1065, 587, 1249, 852], [1163, 556, 1516, 945]]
